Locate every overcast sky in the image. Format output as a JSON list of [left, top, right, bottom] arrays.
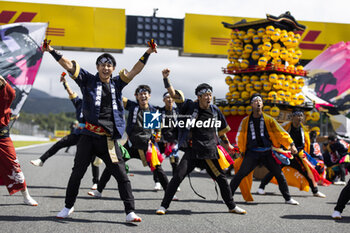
[[9, 0, 350, 106]]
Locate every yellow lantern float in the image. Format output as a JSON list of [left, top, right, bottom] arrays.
[[311, 111, 320, 121], [263, 105, 271, 115]]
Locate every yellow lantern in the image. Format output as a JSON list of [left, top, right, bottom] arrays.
[[263, 82, 272, 92], [272, 58, 282, 67], [262, 42, 272, 51], [251, 51, 260, 60], [269, 73, 278, 83], [287, 64, 295, 72], [233, 75, 241, 84], [257, 28, 265, 36], [223, 106, 231, 116], [280, 49, 288, 60], [280, 33, 289, 42], [236, 47, 243, 56], [285, 75, 293, 83], [232, 91, 240, 99], [283, 37, 293, 47], [241, 91, 250, 99], [230, 106, 238, 115], [270, 48, 280, 58], [289, 84, 297, 94], [261, 92, 268, 101], [246, 105, 253, 115], [229, 83, 237, 92], [254, 81, 263, 91], [257, 44, 264, 54], [250, 90, 258, 97], [258, 57, 268, 67], [240, 59, 250, 69], [278, 74, 286, 81], [247, 28, 256, 37], [266, 25, 275, 35], [262, 34, 271, 43], [273, 80, 283, 90], [291, 38, 299, 48], [252, 36, 261, 44], [250, 75, 260, 82], [245, 83, 254, 92], [242, 75, 250, 83], [237, 82, 245, 91], [263, 51, 271, 61], [282, 81, 290, 91], [271, 31, 280, 42], [218, 106, 224, 113], [296, 65, 304, 72], [225, 92, 232, 101], [242, 51, 251, 59], [263, 105, 271, 114], [238, 30, 246, 39], [243, 35, 251, 44], [260, 74, 268, 82], [287, 31, 295, 38], [270, 106, 280, 117], [291, 94, 298, 103], [284, 91, 291, 102], [297, 95, 305, 105], [298, 78, 305, 86], [268, 91, 277, 101], [244, 44, 254, 53], [295, 49, 302, 58], [277, 90, 285, 101], [294, 33, 301, 40], [238, 106, 246, 115], [225, 76, 233, 85], [230, 30, 238, 39], [227, 48, 235, 56], [227, 63, 235, 71]]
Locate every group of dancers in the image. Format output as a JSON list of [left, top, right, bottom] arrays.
[[0, 41, 349, 223]]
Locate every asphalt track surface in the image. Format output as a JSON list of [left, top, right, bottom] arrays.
[[1, 143, 349, 233]]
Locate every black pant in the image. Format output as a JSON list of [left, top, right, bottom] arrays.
[[154, 156, 179, 183], [96, 141, 169, 192], [40, 134, 80, 162], [335, 180, 350, 213], [40, 133, 100, 184], [259, 156, 318, 194], [65, 135, 135, 214], [161, 149, 236, 210], [230, 150, 291, 201]]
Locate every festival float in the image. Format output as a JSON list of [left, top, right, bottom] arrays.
[[216, 12, 321, 143]]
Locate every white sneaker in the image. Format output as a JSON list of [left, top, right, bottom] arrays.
[[30, 159, 43, 167], [257, 188, 266, 195], [91, 183, 98, 190], [334, 181, 346, 186], [156, 206, 167, 215], [23, 196, 38, 206], [313, 191, 326, 198], [332, 210, 342, 219], [285, 199, 299, 205], [229, 206, 247, 214], [126, 212, 142, 222], [56, 207, 74, 219], [87, 190, 102, 198], [177, 187, 181, 192], [154, 182, 161, 191]]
